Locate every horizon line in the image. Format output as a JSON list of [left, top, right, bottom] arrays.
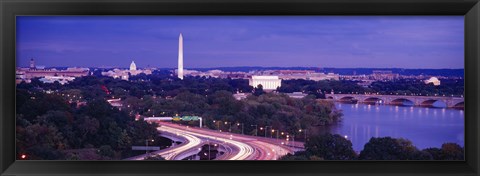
[[17, 65, 465, 70]]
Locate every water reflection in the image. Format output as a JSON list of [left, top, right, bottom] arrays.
[[322, 103, 465, 152]]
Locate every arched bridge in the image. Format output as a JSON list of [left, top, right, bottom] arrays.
[[327, 94, 464, 108]]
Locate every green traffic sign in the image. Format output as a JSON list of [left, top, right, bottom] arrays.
[[181, 116, 200, 121]]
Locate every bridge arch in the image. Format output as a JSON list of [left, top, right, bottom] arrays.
[[363, 97, 385, 104], [338, 96, 357, 103], [389, 98, 414, 106], [420, 99, 447, 108], [339, 96, 355, 100], [330, 94, 465, 109], [453, 102, 464, 109]]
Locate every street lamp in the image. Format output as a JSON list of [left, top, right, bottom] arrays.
[[145, 139, 154, 155], [265, 126, 271, 138], [225, 121, 232, 132], [276, 130, 279, 142], [251, 125, 258, 136], [299, 129, 307, 141], [213, 120, 220, 132], [207, 138, 211, 160], [292, 134, 296, 154], [237, 123, 244, 135]]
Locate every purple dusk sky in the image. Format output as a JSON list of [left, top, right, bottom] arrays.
[[16, 16, 464, 69]]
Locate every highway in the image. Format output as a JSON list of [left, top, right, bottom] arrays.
[[158, 122, 301, 160], [124, 128, 202, 160], [160, 125, 254, 160], [125, 122, 303, 160]]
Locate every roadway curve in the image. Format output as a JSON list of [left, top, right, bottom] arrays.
[[124, 128, 202, 160], [158, 122, 300, 160], [160, 125, 254, 160]]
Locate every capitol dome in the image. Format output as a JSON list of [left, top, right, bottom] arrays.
[[129, 61, 137, 71]]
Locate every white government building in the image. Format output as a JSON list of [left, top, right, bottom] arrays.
[[424, 77, 441, 86], [249, 75, 282, 90], [101, 61, 152, 80]]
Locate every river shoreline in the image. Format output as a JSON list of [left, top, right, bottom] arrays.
[[313, 102, 464, 152]]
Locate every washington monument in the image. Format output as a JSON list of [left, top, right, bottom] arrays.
[[178, 33, 184, 80]]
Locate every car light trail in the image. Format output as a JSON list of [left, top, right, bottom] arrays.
[[156, 126, 202, 160], [159, 125, 254, 160]]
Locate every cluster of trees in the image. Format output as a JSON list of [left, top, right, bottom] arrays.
[[280, 134, 464, 160], [97, 71, 252, 99], [17, 71, 253, 102], [277, 80, 365, 98], [16, 89, 168, 160], [17, 70, 462, 160], [18, 71, 463, 105], [278, 78, 464, 97], [368, 79, 464, 96], [15, 72, 344, 159], [126, 90, 342, 136]]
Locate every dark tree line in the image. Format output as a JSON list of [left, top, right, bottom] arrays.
[[281, 134, 464, 160], [368, 79, 464, 96], [278, 78, 464, 97], [135, 90, 343, 137], [16, 70, 462, 160], [16, 89, 166, 160]]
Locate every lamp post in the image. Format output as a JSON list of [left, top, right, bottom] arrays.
[[237, 123, 244, 135], [272, 149, 277, 160], [197, 147, 201, 160], [145, 139, 154, 155], [299, 129, 307, 141], [207, 138, 211, 160], [292, 134, 295, 154], [265, 126, 271, 138], [251, 125, 257, 136], [225, 121, 231, 132], [276, 130, 279, 142], [213, 120, 220, 132]]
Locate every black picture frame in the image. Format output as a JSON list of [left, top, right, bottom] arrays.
[[1, 0, 479, 176]]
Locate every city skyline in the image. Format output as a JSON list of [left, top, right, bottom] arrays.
[[17, 16, 464, 69]]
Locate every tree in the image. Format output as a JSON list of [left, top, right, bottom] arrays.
[[117, 129, 132, 150], [208, 90, 242, 115], [253, 84, 265, 96], [304, 133, 357, 160], [421, 143, 464, 160], [97, 145, 115, 159], [440, 143, 464, 160], [359, 137, 418, 160], [26, 145, 65, 160], [17, 123, 67, 159], [144, 155, 166, 160], [408, 150, 433, 160], [17, 93, 72, 121], [279, 151, 310, 160], [422, 147, 443, 160]]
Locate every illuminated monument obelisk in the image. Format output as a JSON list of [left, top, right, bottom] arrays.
[[177, 33, 184, 80]]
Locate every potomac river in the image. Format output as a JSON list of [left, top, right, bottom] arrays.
[[327, 103, 464, 152]]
